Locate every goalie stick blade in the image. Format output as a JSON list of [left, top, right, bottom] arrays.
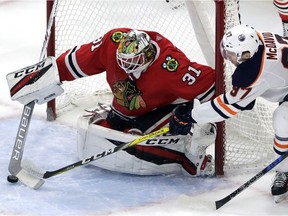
[[21, 159, 45, 178], [16, 169, 45, 189]]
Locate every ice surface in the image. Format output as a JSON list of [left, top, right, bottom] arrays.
[[0, 1, 287, 216]]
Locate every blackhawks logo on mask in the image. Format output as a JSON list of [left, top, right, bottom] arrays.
[[112, 79, 146, 110], [162, 55, 179, 72]]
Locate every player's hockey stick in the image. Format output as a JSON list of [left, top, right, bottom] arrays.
[[215, 151, 288, 210], [20, 127, 169, 189], [7, 0, 59, 188]]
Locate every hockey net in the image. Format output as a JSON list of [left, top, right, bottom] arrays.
[[46, 0, 275, 175]]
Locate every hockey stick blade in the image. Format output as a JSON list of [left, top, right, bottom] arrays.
[[215, 151, 288, 210], [16, 169, 45, 189], [27, 127, 169, 181]]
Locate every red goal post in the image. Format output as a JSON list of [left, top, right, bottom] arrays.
[[46, 0, 275, 176]]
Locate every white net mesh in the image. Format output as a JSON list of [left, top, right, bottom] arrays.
[[223, 62, 275, 173], [222, 0, 275, 174], [53, 0, 212, 115]]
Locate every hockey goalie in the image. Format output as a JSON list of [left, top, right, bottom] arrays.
[[58, 28, 217, 177], [7, 28, 216, 177]]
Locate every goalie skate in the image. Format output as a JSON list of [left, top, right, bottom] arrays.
[[182, 153, 214, 177], [271, 171, 288, 203]]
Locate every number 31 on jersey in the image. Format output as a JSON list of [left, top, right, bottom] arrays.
[[182, 66, 201, 85]]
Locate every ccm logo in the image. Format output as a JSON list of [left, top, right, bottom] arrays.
[[14, 60, 46, 78], [145, 138, 180, 145]]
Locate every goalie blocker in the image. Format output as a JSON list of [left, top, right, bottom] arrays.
[[6, 57, 64, 105]]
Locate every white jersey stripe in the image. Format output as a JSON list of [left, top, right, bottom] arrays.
[[64, 45, 88, 79], [197, 83, 215, 103]]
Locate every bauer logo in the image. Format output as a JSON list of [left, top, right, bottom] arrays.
[[13, 105, 32, 161]]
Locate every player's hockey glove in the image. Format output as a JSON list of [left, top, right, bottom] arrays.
[[169, 105, 194, 135]]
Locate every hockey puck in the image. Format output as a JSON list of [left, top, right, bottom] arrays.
[[7, 175, 19, 183]]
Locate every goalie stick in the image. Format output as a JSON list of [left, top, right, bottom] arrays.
[[215, 151, 288, 210], [7, 0, 59, 188], [8, 101, 45, 188], [20, 127, 169, 189]]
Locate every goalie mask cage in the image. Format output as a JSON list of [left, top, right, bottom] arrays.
[[46, 0, 275, 176]]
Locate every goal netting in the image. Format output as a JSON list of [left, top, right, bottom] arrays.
[[46, 0, 275, 175]]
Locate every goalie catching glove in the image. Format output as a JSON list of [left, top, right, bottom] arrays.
[[6, 57, 64, 105], [169, 104, 195, 135]]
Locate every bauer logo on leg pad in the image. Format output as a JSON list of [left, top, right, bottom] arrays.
[[6, 57, 64, 105]]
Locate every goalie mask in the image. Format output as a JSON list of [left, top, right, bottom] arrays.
[[116, 29, 156, 79], [220, 24, 260, 66]]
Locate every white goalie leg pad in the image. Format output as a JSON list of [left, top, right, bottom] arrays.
[[6, 57, 64, 105], [183, 123, 216, 176], [77, 115, 187, 175], [77, 105, 111, 157], [189, 123, 216, 155]]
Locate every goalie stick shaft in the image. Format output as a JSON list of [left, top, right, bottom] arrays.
[[8, 101, 35, 175], [43, 127, 169, 178], [8, 101, 45, 189], [215, 151, 288, 210], [29, 127, 169, 181]]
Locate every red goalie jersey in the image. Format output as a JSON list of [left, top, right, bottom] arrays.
[[56, 28, 215, 117]]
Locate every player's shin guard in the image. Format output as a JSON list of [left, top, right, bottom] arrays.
[[272, 102, 288, 202]]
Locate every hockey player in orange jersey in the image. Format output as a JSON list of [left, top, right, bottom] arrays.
[[170, 24, 288, 203], [56, 28, 216, 177]]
